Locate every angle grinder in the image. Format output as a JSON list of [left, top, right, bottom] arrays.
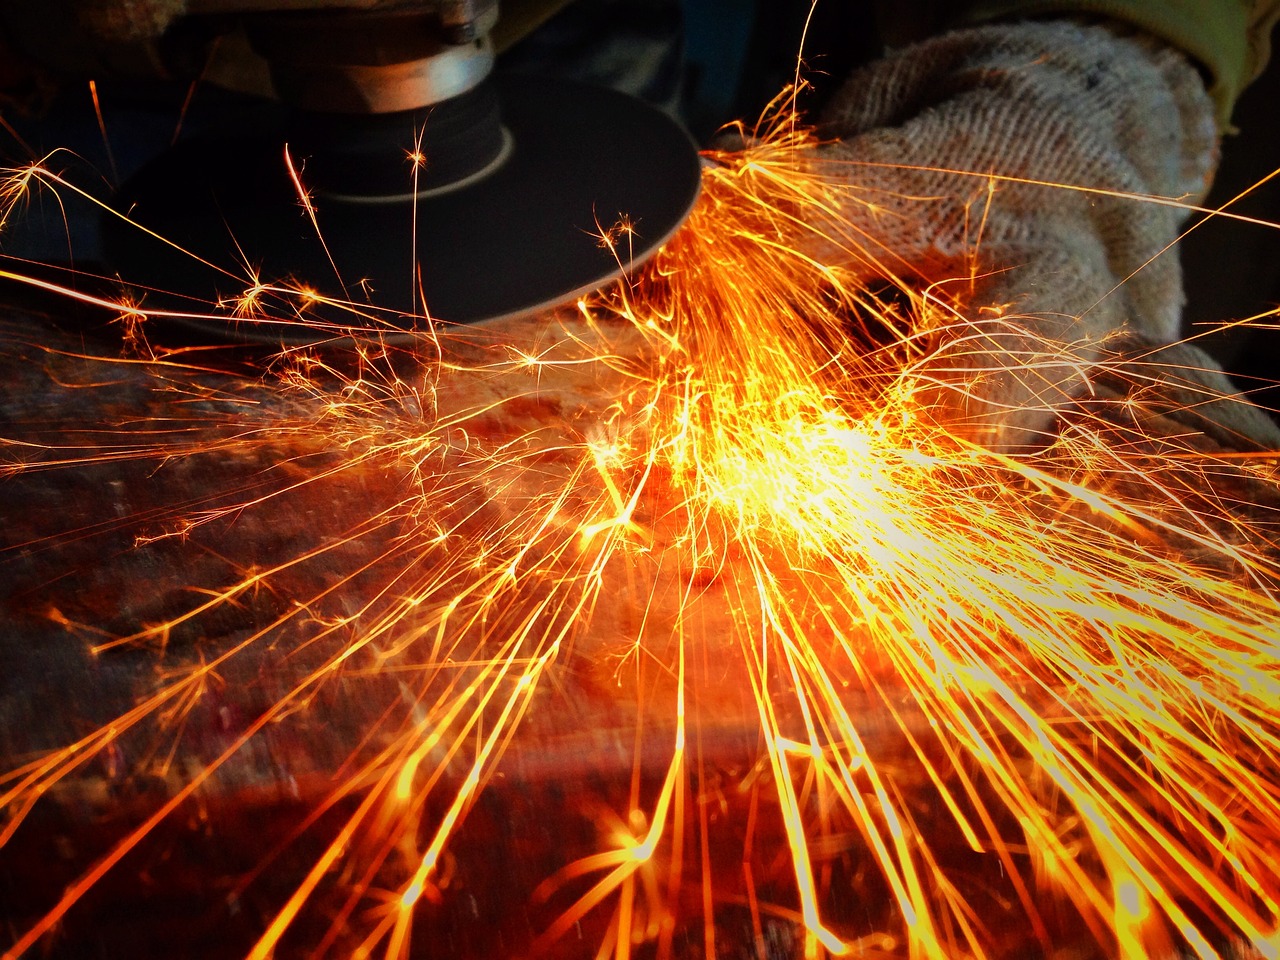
[[95, 2, 702, 341]]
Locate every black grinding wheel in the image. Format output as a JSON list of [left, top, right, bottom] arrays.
[[103, 74, 702, 343]]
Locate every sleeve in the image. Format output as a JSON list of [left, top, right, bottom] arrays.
[[954, 0, 1280, 128]]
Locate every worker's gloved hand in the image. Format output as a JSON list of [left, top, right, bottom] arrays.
[[809, 19, 1275, 451]]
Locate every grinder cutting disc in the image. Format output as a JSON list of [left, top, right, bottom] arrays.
[[103, 74, 702, 342]]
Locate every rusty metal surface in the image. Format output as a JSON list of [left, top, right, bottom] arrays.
[[2, 301, 1278, 958], [0, 305, 796, 957]]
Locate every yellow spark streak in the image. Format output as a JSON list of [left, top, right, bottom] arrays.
[[527, 650, 687, 955], [87, 80, 120, 186], [283, 144, 350, 301], [385, 654, 551, 958]]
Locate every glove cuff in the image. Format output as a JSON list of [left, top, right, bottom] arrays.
[[954, 0, 1278, 130]]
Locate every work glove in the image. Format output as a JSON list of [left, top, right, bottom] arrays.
[[810, 19, 1280, 451]]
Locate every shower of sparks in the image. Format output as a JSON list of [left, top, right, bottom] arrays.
[[2, 93, 1280, 960]]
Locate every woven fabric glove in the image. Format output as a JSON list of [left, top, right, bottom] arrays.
[[812, 19, 1279, 451]]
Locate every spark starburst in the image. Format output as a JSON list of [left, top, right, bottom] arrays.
[[1, 91, 1279, 960]]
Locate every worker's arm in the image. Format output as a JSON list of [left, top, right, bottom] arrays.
[[812, 15, 1280, 451]]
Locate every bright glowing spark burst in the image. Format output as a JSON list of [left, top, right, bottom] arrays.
[[1, 92, 1279, 960]]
